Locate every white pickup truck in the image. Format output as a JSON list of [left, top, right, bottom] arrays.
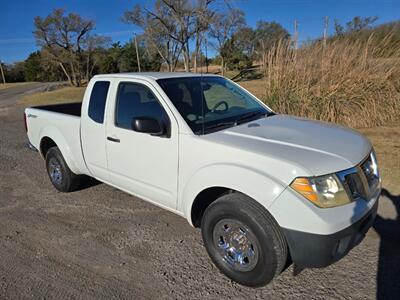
[[25, 73, 380, 287]]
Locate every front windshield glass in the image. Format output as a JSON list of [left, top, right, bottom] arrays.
[[157, 76, 270, 134]]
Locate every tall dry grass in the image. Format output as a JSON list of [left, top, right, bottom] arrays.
[[262, 33, 400, 128]]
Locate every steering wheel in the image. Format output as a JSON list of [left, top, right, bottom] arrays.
[[211, 100, 229, 113]]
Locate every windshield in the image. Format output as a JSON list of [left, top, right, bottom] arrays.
[[157, 76, 271, 134]]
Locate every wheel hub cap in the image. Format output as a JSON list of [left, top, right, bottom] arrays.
[[48, 158, 62, 185], [213, 219, 259, 272]]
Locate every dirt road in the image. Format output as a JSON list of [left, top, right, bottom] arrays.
[[0, 83, 399, 299]]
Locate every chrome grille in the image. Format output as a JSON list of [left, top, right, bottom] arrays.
[[345, 172, 367, 200], [337, 151, 380, 201]]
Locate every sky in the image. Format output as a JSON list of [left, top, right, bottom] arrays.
[[0, 0, 399, 64]]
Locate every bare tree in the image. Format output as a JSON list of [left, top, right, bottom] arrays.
[[193, 0, 214, 73], [159, 0, 195, 72], [123, 3, 182, 72], [124, 0, 214, 72], [209, 8, 245, 75], [34, 9, 98, 86], [84, 35, 111, 80]]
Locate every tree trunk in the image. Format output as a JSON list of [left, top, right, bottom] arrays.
[[194, 55, 197, 73], [166, 60, 172, 72], [221, 56, 225, 76], [194, 40, 202, 73], [183, 43, 190, 72], [194, 34, 201, 73], [172, 45, 183, 72], [85, 53, 90, 81], [59, 62, 72, 86], [68, 60, 78, 86]]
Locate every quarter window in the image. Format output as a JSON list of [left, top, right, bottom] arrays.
[[115, 82, 167, 130], [88, 81, 110, 123]]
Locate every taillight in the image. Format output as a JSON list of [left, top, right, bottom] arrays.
[[24, 112, 28, 132]]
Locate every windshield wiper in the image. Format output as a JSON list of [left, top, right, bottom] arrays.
[[201, 111, 274, 134], [203, 121, 237, 134], [236, 111, 269, 125]]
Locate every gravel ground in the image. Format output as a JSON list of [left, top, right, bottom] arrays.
[[0, 83, 399, 299]]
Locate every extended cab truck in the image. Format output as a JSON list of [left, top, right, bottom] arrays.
[[25, 73, 381, 287]]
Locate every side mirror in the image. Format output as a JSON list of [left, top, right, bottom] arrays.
[[131, 117, 165, 136]]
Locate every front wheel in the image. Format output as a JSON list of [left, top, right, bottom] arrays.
[[201, 193, 288, 287]]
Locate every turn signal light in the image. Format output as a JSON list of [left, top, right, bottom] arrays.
[[290, 178, 318, 203]]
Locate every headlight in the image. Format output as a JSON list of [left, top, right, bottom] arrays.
[[290, 174, 351, 208]]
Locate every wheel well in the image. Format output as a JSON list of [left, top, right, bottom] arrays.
[[191, 187, 234, 228], [40, 137, 57, 157]]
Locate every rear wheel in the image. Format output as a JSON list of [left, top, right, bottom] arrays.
[[45, 146, 80, 192], [201, 193, 287, 287]]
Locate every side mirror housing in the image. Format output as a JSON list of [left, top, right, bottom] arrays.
[[131, 117, 165, 136]]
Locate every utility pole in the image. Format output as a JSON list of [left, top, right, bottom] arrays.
[[0, 59, 5, 84], [323, 16, 329, 47], [294, 19, 298, 50], [134, 34, 141, 72]]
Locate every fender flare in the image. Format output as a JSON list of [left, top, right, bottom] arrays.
[[39, 126, 80, 174]]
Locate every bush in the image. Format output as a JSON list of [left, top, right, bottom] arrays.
[[262, 29, 400, 128]]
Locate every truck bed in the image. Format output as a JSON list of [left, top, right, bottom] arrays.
[[25, 102, 89, 175], [32, 102, 82, 117]]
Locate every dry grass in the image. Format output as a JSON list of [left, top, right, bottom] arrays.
[[0, 82, 33, 91], [238, 79, 266, 100], [20, 87, 85, 106], [261, 34, 400, 128]]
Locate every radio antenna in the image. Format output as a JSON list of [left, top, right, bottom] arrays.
[[200, 31, 205, 134]]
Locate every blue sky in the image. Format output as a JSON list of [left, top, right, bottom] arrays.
[[0, 0, 399, 63]]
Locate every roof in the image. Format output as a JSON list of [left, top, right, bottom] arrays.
[[93, 72, 220, 80]]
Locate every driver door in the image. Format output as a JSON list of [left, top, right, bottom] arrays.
[[105, 80, 179, 210]]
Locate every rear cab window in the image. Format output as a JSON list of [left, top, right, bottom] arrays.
[[88, 81, 110, 123]]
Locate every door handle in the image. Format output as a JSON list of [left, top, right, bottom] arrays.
[[107, 136, 120, 143]]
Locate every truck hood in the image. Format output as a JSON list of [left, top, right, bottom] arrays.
[[205, 115, 371, 176]]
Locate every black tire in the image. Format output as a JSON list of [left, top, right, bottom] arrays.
[[45, 146, 80, 192], [201, 193, 287, 287]]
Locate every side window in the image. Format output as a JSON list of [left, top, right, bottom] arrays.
[[88, 81, 110, 123], [115, 82, 167, 130]]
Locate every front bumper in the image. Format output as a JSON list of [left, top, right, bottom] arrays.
[[283, 199, 378, 268], [283, 201, 378, 268]]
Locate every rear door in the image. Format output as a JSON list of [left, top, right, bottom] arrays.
[[81, 80, 111, 180], [105, 79, 179, 209]]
